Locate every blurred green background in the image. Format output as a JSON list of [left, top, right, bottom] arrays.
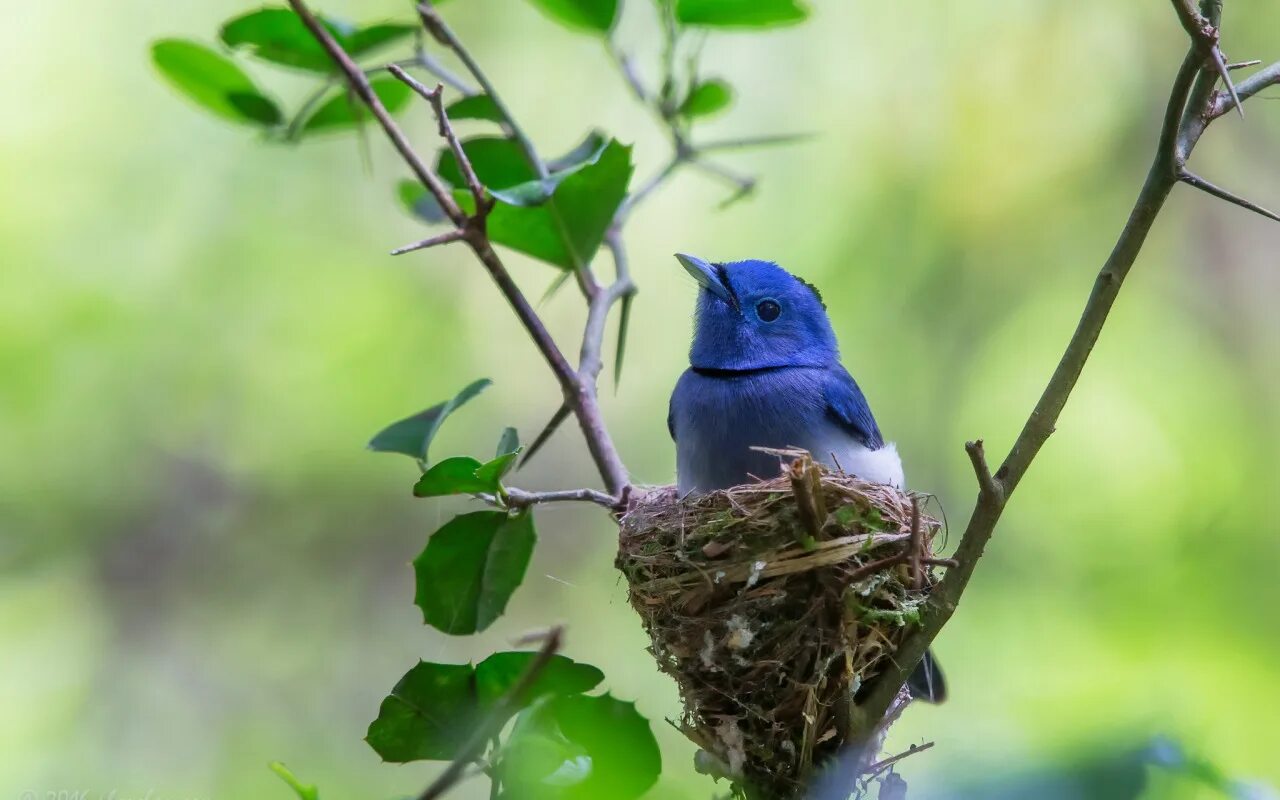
[[4, 0, 1280, 797]]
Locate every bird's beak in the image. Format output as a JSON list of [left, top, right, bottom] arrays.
[[675, 253, 735, 306]]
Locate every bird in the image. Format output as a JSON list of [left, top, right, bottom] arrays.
[[667, 253, 945, 704]]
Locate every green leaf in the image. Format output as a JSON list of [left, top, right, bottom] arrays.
[[458, 140, 633, 270], [496, 427, 520, 458], [151, 40, 282, 126], [474, 652, 604, 706], [675, 0, 809, 27], [413, 510, 536, 634], [366, 653, 603, 764], [413, 456, 491, 497], [368, 378, 491, 460], [397, 179, 448, 224], [220, 8, 333, 71], [445, 94, 504, 122], [412, 450, 521, 497], [474, 450, 521, 486], [546, 131, 607, 172], [500, 694, 661, 800], [524, 0, 619, 33], [437, 137, 539, 193], [343, 23, 417, 55], [679, 78, 733, 119], [220, 9, 415, 72], [301, 77, 411, 133], [269, 762, 318, 800], [365, 661, 481, 762]]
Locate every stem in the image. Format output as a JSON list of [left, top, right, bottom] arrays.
[[417, 628, 564, 800], [417, 2, 548, 179]]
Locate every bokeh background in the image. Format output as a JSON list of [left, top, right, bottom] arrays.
[[4, 0, 1280, 797]]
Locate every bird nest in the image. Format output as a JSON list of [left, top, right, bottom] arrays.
[[615, 452, 943, 799]]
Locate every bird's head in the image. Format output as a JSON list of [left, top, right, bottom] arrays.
[[677, 254, 838, 371]]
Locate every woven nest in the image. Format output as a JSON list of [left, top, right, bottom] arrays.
[[616, 452, 942, 799]]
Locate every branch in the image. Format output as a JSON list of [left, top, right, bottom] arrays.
[[284, 0, 465, 228], [1170, 0, 1244, 118], [417, 627, 564, 800], [387, 65, 490, 211], [849, 3, 1280, 744], [502, 487, 619, 509], [1210, 60, 1280, 118], [417, 2, 548, 179], [286, 0, 630, 497]]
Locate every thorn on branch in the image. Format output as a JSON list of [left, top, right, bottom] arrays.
[[865, 741, 936, 780], [391, 229, 467, 255], [1178, 168, 1280, 222], [1170, 0, 1244, 119], [520, 403, 572, 467]]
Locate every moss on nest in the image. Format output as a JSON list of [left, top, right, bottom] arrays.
[[615, 453, 942, 799]]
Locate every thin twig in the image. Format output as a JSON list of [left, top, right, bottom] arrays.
[[284, 0, 465, 227], [391, 229, 467, 255], [387, 65, 490, 211], [1210, 60, 1280, 118], [417, 2, 548, 179], [503, 487, 619, 508], [865, 742, 936, 779], [417, 627, 564, 800], [908, 498, 923, 591]]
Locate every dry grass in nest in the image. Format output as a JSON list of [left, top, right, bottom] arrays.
[[615, 452, 943, 799]]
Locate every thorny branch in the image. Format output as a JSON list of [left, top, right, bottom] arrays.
[[285, 0, 632, 498], [848, 0, 1280, 748]]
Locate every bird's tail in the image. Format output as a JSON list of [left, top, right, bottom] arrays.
[[906, 648, 947, 703]]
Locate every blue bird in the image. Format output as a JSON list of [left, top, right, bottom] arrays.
[[668, 254, 945, 703]]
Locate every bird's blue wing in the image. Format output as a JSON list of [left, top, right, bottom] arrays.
[[823, 366, 885, 450]]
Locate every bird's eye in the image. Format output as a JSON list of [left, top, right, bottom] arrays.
[[755, 299, 781, 322]]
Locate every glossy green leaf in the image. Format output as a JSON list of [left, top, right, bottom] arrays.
[[445, 94, 504, 122], [220, 8, 333, 71], [437, 137, 538, 193], [474, 652, 604, 707], [456, 140, 633, 270], [413, 510, 536, 634], [546, 131, 606, 172], [525, 0, 619, 33], [301, 77, 411, 133], [412, 456, 491, 497], [679, 78, 733, 118], [496, 427, 520, 458], [675, 0, 809, 27], [365, 661, 481, 762], [367, 378, 490, 460], [268, 762, 318, 800], [151, 40, 282, 126], [365, 653, 602, 764], [500, 693, 661, 800], [397, 179, 448, 224], [344, 23, 417, 55], [220, 9, 415, 72], [474, 450, 520, 485]]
